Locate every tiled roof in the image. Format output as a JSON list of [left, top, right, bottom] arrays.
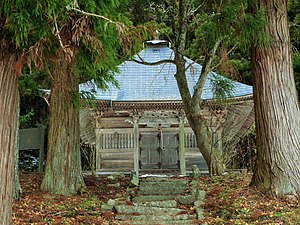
[[79, 41, 253, 101]]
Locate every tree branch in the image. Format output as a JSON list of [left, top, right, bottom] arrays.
[[54, 16, 66, 52], [186, 1, 205, 19], [185, 56, 205, 72], [71, 8, 116, 25], [131, 53, 175, 66], [192, 37, 223, 103], [210, 46, 235, 71]]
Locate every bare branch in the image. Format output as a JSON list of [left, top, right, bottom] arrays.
[[54, 16, 66, 51], [186, 1, 205, 19], [131, 53, 175, 66], [185, 56, 205, 72], [71, 8, 116, 25], [210, 46, 235, 71], [132, 58, 175, 66], [192, 37, 224, 103]]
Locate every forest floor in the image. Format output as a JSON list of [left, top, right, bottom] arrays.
[[12, 172, 300, 225]]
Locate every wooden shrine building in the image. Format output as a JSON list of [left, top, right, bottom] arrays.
[[79, 40, 254, 175]]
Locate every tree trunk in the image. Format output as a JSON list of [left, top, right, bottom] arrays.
[[13, 94, 22, 200], [190, 112, 226, 175], [174, 51, 226, 175], [41, 60, 85, 195], [251, 0, 300, 198], [172, 2, 227, 175], [0, 50, 18, 225]]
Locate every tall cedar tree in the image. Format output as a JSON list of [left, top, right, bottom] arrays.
[[41, 1, 147, 194], [251, 0, 300, 198], [0, 45, 18, 225], [0, 0, 147, 222]]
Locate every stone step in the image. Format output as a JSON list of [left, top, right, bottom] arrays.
[[132, 195, 177, 202], [139, 188, 188, 195], [111, 177, 205, 225], [139, 184, 188, 191], [140, 179, 189, 186], [133, 200, 177, 208], [114, 205, 184, 215], [132, 194, 197, 205], [115, 213, 197, 221], [112, 219, 197, 225], [177, 194, 198, 205]]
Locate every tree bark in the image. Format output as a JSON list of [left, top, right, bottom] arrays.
[[251, 0, 300, 198], [0, 49, 18, 225], [41, 59, 85, 194], [175, 73, 227, 175], [13, 94, 22, 200], [190, 111, 226, 175], [172, 1, 227, 176]]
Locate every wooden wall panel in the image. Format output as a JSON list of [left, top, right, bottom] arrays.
[[98, 117, 132, 128], [100, 160, 134, 169]]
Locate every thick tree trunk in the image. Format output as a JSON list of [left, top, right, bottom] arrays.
[[13, 95, 22, 200], [190, 112, 226, 175], [175, 53, 226, 175], [0, 50, 18, 225], [41, 60, 85, 195], [251, 0, 300, 198], [172, 3, 227, 175]]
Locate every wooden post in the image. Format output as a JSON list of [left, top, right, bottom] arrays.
[[133, 115, 140, 177], [179, 115, 186, 175], [95, 128, 103, 171], [38, 127, 45, 172]]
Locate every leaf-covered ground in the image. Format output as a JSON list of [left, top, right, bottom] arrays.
[[13, 172, 300, 224], [197, 174, 300, 224]]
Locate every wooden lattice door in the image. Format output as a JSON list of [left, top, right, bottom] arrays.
[[139, 131, 161, 169], [161, 132, 179, 169], [139, 130, 179, 169]]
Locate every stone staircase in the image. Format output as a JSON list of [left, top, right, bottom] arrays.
[[108, 177, 205, 225]]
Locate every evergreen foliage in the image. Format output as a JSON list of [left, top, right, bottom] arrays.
[[1, 0, 150, 92], [288, 0, 300, 96], [210, 74, 235, 100], [185, 1, 266, 81]]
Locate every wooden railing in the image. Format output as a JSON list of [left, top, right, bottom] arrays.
[[98, 129, 134, 149]]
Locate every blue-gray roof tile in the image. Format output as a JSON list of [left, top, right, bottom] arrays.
[[79, 42, 253, 101]]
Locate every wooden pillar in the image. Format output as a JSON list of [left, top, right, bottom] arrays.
[[179, 115, 186, 175], [133, 115, 140, 177], [38, 127, 45, 172], [95, 128, 103, 171]]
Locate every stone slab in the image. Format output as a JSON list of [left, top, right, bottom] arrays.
[[139, 184, 187, 191], [139, 188, 187, 195], [197, 190, 206, 202], [177, 195, 197, 205], [132, 194, 197, 205], [132, 195, 176, 202], [115, 213, 197, 221], [133, 200, 177, 208], [196, 207, 204, 219], [112, 220, 196, 225], [114, 205, 184, 215], [140, 179, 188, 185]]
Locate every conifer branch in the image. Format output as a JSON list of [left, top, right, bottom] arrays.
[[71, 8, 116, 25]]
